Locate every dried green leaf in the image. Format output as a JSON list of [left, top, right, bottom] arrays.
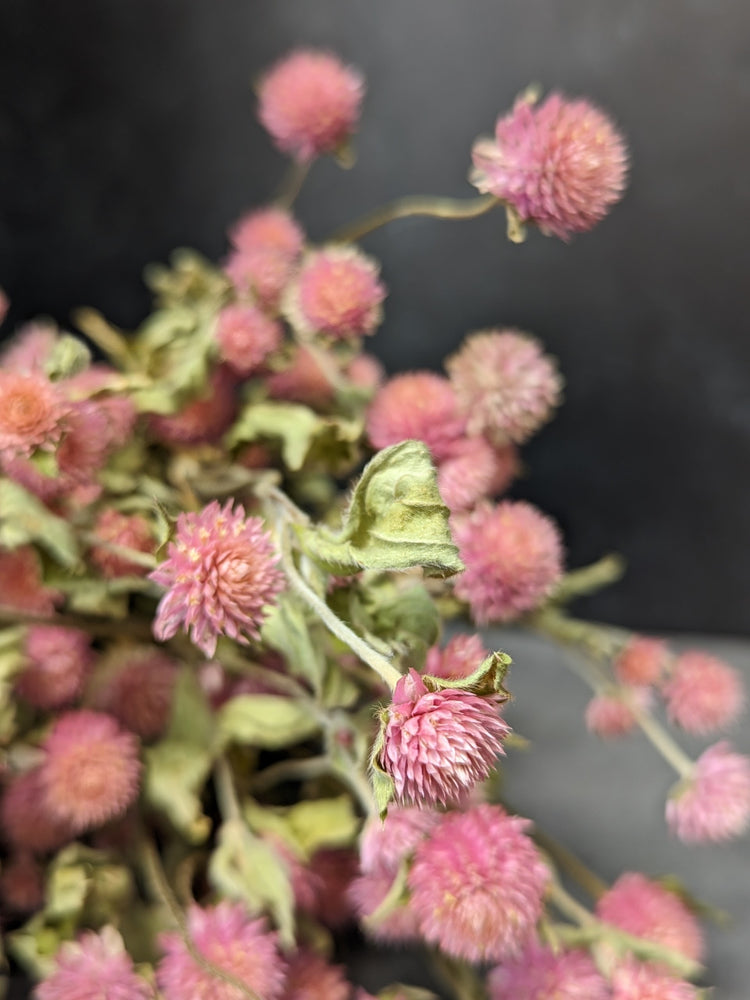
[[261, 594, 325, 693], [424, 649, 512, 699], [167, 668, 216, 748], [363, 580, 440, 669], [143, 741, 213, 844], [44, 333, 91, 380], [245, 795, 359, 857], [217, 695, 319, 750], [0, 479, 79, 567]]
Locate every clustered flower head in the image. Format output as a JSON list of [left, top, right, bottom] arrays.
[[225, 206, 304, 308], [666, 741, 750, 843], [662, 650, 744, 735], [424, 633, 490, 680], [610, 957, 698, 1000], [15, 625, 93, 710], [487, 942, 609, 1000], [37, 927, 153, 1000], [615, 636, 670, 687], [215, 304, 282, 375], [585, 685, 652, 739], [88, 508, 155, 579], [366, 371, 466, 460]]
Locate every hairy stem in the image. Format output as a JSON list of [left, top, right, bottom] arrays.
[[550, 553, 626, 604], [275, 159, 311, 209], [330, 193, 499, 243]]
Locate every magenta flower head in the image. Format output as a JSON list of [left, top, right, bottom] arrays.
[[215, 304, 282, 376], [37, 926, 153, 1000], [437, 437, 519, 513], [446, 330, 562, 443], [662, 650, 745, 735], [225, 206, 304, 310], [408, 805, 550, 962], [585, 686, 652, 739], [258, 49, 364, 162], [157, 902, 285, 1000], [281, 950, 351, 1000], [666, 741, 750, 843], [453, 500, 564, 623], [0, 370, 69, 460], [89, 508, 155, 579], [610, 957, 697, 1000], [0, 546, 60, 614], [377, 669, 510, 806], [149, 366, 237, 447], [90, 645, 178, 740], [150, 499, 285, 658], [488, 942, 609, 1000], [424, 633, 490, 681], [471, 91, 628, 240], [615, 636, 670, 687], [0, 767, 74, 855], [16, 625, 94, 710], [366, 372, 466, 461]]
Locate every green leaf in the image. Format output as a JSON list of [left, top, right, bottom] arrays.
[[166, 668, 216, 748], [45, 844, 134, 925], [0, 478, 79, 567], [363, 580, 440, 669], [144, 248, 230, 310], [261, 594, 325, 693], [44, 333, 91, 380], [245, 795, 359, 857], [368, 716, 395, 819], [218, 695, 319, 750], [298, 440, 463, 578], [424, 649, 512, 700], [143, 741, 213, 843]]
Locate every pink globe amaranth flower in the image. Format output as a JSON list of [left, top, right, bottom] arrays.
[[149, 366, 238, 446], [0, 370, 69, 459], [215, 304, 283, 376], [453, 500, 564, 623], [0, 546, 61, 614], [359, 804, 441, 875], [280, 949, 350, 1000], [446, 329, 562, 444], [424, 633, 490, 681], [303, 847, 359, 928], [150, 499, 285, 658], [157, 902, 285, 1000], [230, 206, 305, 260], [438, 437, 519, 512], [487, 942, 609, 1000], [64, 365, 137, 447], [89, 508, 155, 579], [39, 710, 142, 833], [471, 92, 628, 240], [662, 650, 745, 735], [16, 625, 94, 710], [37, 926, 153, 1000], [408, 804, 549, 962], [0, 851, 44, 913], [0, 768, 74, 854], [366, 372, 466, 461], [349, 866, 422, 943], [258, 49, 364, 161], [55, 399, 112, 492], [615, 636, 670, 687], [267, 345, 335, 409], [0, 320, 57, 374], [379, 669, 510, 806], [666, 741, 750, 843], [346, 352, 385, 391], [89, 645, 178, 740], [610, 957, 697, 1000], [285, 246, 385, 341], [585, 686, 652, 738]]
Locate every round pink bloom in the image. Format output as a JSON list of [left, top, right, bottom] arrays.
[[446, 329, 562, 443], [37, 926, 153, 1000], [258, 49, 364, 161], [16, 625, 93, 710], [64, 365, 137, 447], [89, 508, 155, 579], [1, 768, 73, 854], [280, 949, 350, 1000], [585, 686, 652, 738], [0, 546, 60, 614], [39, 710, 142, 833], [453, 501, 564, 623], [0, 370, 69, 459], [0, 321, 56, 374], [662, 651, 745, 735], [471, 92, 628, 240], [267, 345, 334, 409], [89, 645, 178, 740], [597, 872, 704, 964], [379, 669, 510, 806], [285, 246, 385, 341], [666, 741, 750, 843], [226, 207, 304, 308], [215, 304, 282, 376], [424, 633, 490, 681], [610, 958, 697, 1000], [488, 942, 608, 1000], [349, 866, 422, 943], [615, 637, 669, 687], [157, 902, 285, 1000], [150, 499, 284, 658], [408, 805, 549, 962], [230, 206, 305, 259], [438, 436, 519, 512], [359, 805, 441, 875], [301, 848, 358, 928], [55, 399, 112, 491], [149, 366, 237, 446], [0, 851, 44, 913], [346, 353, 385, 391], [366, 372, 466, 461]]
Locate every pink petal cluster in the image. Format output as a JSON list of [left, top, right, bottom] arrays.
[[453, 501, 564, 623], [615, 637, 669, 687], [488, 942, 608, 1000], [258, 49, 364, 161], [280, 950, 350, 1000], [64, 365, 138, 447], [0, 767, 73, 854], [666, 741, 750, 843], [596, 872, 704, 964], [215, 304, 282, 376], [157, 902, 285, 1000], [379, 669, 510, 806], [366, 372, 466, 461], [0, 321, 56, 373], [585, 686, 652, 739], [150, 499, 284, 657], [0, 370, 69, 459], [610, 958, 697, 1000], [149, 366, 237, 446], [37, 927, 153, 1000], [39, 710, 142, 833], [225, 207, 304, 309], [447, 330, 562, 443], [89, 645, 178, 740], [0, 546, 60, 614], [346, 353, 385, 391], [662, 651, 744, 735], [471, 92, 628, 240], [408, 805, 549, 962], [424, 633, 490, 681], [15, 625, 94, 710], [89, 508, 155, 579], [437, 437, 519, 512], [285, 246, 385, 341], [267, 345, 334, 409]]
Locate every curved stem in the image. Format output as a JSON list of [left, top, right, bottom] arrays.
[[550, 553, 626, 604], [214, 756, 242, 822], [330, 193, 499, 244], [275, 159, 311, 209]]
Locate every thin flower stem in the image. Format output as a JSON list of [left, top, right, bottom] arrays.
[[625, 694, 695, 779], [72, 307, 140, 372], [214, 756, 242, 822], [330, 193, 499, 244], [79, 532, 158, 570], [275, 159, 311, 208], [550, 553, 627, 604]]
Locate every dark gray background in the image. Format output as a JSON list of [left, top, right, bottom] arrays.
[[1, 0, 750, 633]]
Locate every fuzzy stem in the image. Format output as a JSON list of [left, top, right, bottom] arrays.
[[72, 307, 139, 371], [550, 553, 626, 604], [330, 193, 499, 244], [275, 159, 311, 208], [214, 756, 242, 822], [625, 693, 695, 779]]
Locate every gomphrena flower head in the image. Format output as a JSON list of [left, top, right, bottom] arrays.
[[615, 636, 670, 687], [408, 804, 549, 962], [0, 767, 74, 854], [303, 847, 359, 928], [16, 625, 94, 710], [280, 949, 351, 1000], [379, 669, 509, 806], [585, 686, 652, 739], [149, 366, 237, 446], [39, 710, 142, 833], [258, 49, 364, 161], [64, 365, 138, 448], [230, 205, 305, 260], [89, 508, 155, 579], [437, 437, 519, 513], [0, 320, 56, 374], [0, 370, 69, 459], [346, 352, 385, 391], [359, 804, 441, 875], [0, 546, 60, 614], [285, 245, 385, 341], [447, 330, 562, 443], [662, 650, 745, 735], [37, 926, 153, 1000], [666, 741, 750, 843], [157, 902, 285, 1000], [267, 345, 334, 409], [89, 645, 178, 740], [610, 957, 697, 1000], [597, 872, 704, 965], [471, 91, 628, 240], [215, 304, 283, 376], [349, 865, 422, 943], [424, 633, 490, 681], [150, 499, 285, 658], [487, 942, 609, 1000], [366, 372, 466, 461], [453, 500, 564, 623]]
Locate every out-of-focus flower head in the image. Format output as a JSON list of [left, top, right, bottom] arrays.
[[487, 942, 609, 1000], [280, 949, 351, 1000], [0, 370, 69, 460], [0, 767, 74, 854], [215, 304, 283, 376], [37, 926, 153, 1000], [437, 436, 519, 512], [89, 509, 155, 579], [366, 372, 466, 461], [610, 957, 697, 1000], [16, 625, 94, 710], [89, 645, 178, 740], [0, 320, 57, 374], [267, 345, 335, 409], [225, 207, 304, 310], [424, 633, 490, 681], [0, 546, 61, 614], [149, 366, 238, 446], [585, 686, 652, 739], [666, 741, 750, 843], [615, 637, 670, 687], [0, 852, 44, 913], [662, 650, 745, 735]]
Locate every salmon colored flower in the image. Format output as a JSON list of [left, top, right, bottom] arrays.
[[0, 370, 69, 458], [37, 927, 153, 1000], [662, 651, 744, 735], [666, 741, 750, 843], [366, 372, 466, 461]]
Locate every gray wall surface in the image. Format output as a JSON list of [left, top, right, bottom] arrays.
[[1, 0, 749, 633]]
